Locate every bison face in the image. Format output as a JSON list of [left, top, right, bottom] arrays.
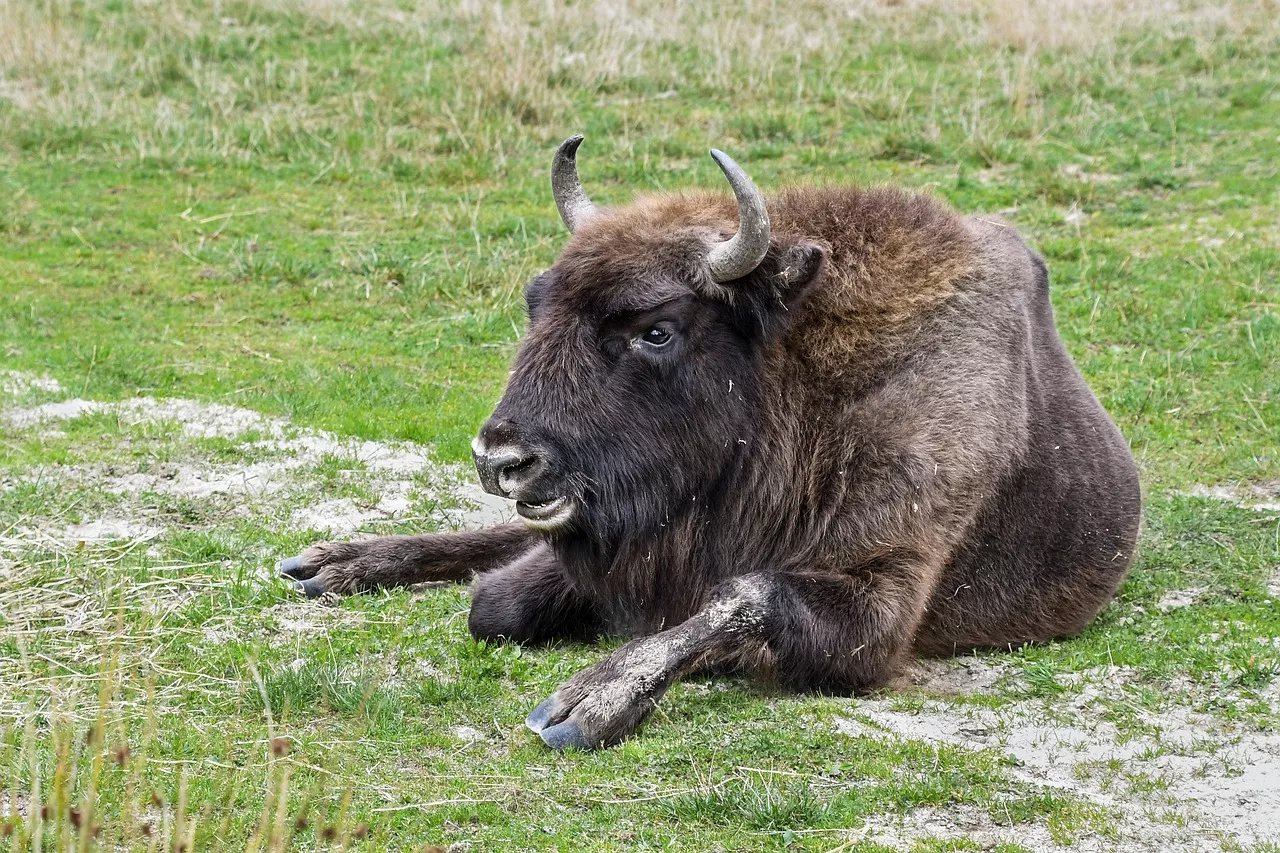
[[473, 234, 824, 545], [473, 274, 743, 538]]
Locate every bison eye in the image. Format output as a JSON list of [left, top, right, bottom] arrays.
[[639, 326, 673, 348]]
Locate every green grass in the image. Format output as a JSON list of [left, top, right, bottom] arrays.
[[1, 0, 1278, 849]]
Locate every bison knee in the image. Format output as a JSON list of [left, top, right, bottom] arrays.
[[468, 576, 523, 643], [468, 563, 598, 645]]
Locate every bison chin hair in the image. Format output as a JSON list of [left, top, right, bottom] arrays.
[[550, 388, 757, 551]]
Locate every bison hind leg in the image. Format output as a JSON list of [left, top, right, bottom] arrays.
[[917, 461, 1141, 655], [273, 523, 537, 599]]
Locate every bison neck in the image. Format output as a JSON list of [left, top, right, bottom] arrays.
[[551, 513, 721, 636], [550, 386, 836, 638]]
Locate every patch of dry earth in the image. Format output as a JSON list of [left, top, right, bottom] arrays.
[[1, 381, 511, 545], [1181, 482, 1280, 513], [844, 662, 1280, 851]]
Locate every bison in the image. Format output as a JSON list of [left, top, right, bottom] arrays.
[[278, 136, 1142, 750]]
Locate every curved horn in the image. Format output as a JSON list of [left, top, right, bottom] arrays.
[[551, 135, 596, 232], [706, 149, 771, 283]]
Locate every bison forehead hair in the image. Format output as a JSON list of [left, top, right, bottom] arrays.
[[551, 194, 749, 302], [550, 182, 985, 369]]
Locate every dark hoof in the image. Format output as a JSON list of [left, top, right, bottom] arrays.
[[539, 721, 593, 751], [294, 578, 327, 599], [278, 556, 306, 579], [524, 696, 559, 733]]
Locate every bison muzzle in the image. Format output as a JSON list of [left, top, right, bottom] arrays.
[[278, 135, 1142, 751]]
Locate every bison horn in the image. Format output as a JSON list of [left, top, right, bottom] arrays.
[[551, 135, 596, 232], [707, 149, 771, 283]]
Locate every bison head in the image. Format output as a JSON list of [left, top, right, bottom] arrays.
[[472, 136, 825, 544]]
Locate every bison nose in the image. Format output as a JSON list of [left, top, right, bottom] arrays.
[[472, 433, 545, 498]]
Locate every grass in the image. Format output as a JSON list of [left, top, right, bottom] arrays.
[[1, 0, 1278, 849]]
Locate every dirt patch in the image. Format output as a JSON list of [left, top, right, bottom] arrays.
[[261, 602, 374, 637], [6, 397, 102, 426], [1, 380, 512, 542], [452, 725, 487, 744], [1182, 482, 1280, 512], [899, 655, 1005, 694], [0, 515, 164, 552], [863, 804, 1072, 852], [1156, 586, 1204, 612], [58, 517, 162, 543], [1059, 162, 1123, 184], [839, 663, 1280, 850], [0, 371, 62, 396], [292, 494, 410, 535], [0, 792, 31, 817], [291, 483, 512, 536]]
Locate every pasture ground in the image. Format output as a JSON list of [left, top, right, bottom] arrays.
[[1, 0, 1278, 850]]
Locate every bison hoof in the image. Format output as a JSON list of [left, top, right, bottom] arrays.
[[278, 555, 310, 579], [297, 578, 329, 599], [524, 637, 677, 751], [524, 696, 559, 734], [525, 696, 598, 751], [522, 683, 641, 752], [277, 555, 331, 599], [538, 721, 593, 751]]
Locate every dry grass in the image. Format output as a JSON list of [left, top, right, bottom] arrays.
[[2, 0, 1275, 166], [0, 524, 396, 850]]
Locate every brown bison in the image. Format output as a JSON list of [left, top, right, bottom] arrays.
[[279, 136, 1142, 750]]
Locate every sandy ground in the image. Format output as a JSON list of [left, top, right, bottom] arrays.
[[855, 660, 1280, 851], [1181, 483, 1280, 513], [1, 372, 511, 553], [2, 371, 1277, 851]]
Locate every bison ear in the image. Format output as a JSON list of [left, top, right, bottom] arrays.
[[727, 241, 825, 338], [770, 242, 826, 310]]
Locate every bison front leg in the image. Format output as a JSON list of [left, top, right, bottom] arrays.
[[525, 566, 927, 750], [468, 544, 602, 645], [278, 523, 537, 598]]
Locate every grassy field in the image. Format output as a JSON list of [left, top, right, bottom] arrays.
[[1, 0, 1278, 850]]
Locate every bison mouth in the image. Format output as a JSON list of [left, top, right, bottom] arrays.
[[516, 495, 574, 530]]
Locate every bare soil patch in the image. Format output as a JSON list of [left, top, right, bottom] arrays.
[[843, 662, 1280, 850], [1182, 482, 1280, 512], [1, 384, 512, 544]]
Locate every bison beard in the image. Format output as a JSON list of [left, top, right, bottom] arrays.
[[278, 137, 1142, 750]]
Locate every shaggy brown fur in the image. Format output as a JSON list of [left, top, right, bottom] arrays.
[[280, 173, 1141, 751]]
